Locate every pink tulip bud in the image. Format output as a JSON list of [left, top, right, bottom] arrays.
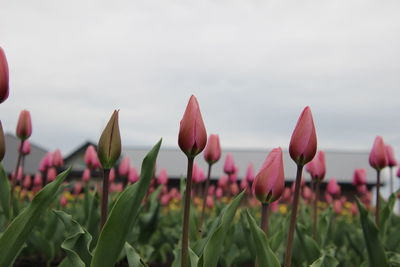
[[158, 168, 169, 185], [118, 157, 130, 176], [327, 178, 341, 196], [98, 110, 121, 169], [206, 195, 214, 208], [289, 106, 317, 166], [82, 168, 91, 182], [161, 194, 170, 206], [60, 195, 68, 207], [203, 134, 221, 165], [169, 188, 179, 199], [110, 182, 123, 193], [39, 152, 53, 172], [223, 153, 235, 175], [20, 140, 31, 155], [305, 150, 326, 181], [350, 203, 358, 215], [16, 110, 32, 140], [270, 201, 279, 212], [109, 167, 116, 182], [357, 184, 368, 194], [33, 172, 42, 186], [230, 182, 239, 196], [208, 185, 216, 195], [245, 164, 255, 183], [282, 187, 292, 202], [84, 145, 101, 169], [74, 182, 82, 195], [0, 121, 5, 161], [128, 167, 139, 184], [23, 174, 31, 189], [302, 186, 313, 201], [369, 136, 388, 170], [14, 166, 23, 181], [215, 187, 223, 199], [229, 166, 239, 183], [218, 175, 228, 189], [178, 95, 207, 158], [47, 167, 57, 182], [385, 145, 397, 167], [325, 193, 333, 204], [361, 191, 372, 206], [352, 169, 367, 186], [0, 47, 9, 104], [333, 199, 342, 214], [52, 149, 64, 167], [240, 178, 249, 190], [252, 147, 285, 204]]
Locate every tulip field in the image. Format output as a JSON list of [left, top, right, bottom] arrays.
[[1, 47, 400, 267]]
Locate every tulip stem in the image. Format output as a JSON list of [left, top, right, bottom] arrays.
[[261, 203, 269, 235], [376, 170, 381, 228], [389, 167, 393, 195], [100, 168, 110, 230], [199, 163, 212, 234], [181, 157, 194, 267], [284, 164, 304, 267], [312, 180, 320, 240]]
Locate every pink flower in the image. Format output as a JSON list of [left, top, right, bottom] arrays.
[[302, 186, 313, 201], [203, 134, 221, 165], [118, 157, 130, 176], [223, 153, 236, 175], [245, 164, 255, 183], [128, 167, 139, 184], [82, 168, 91, 182], [327, 178, 341, 196], [39, 152, 53, 172], [230, 182, 239, 196], [20, 140, 31, 155], [208, 185, 216, 195], [47, 167, 57, 182], [16, 110, 32, 140], [252, 147, 285, 204], [14, 166, 23, 181], [215, 187, 223, 199], [240, 178, 249, 191], [357, 184, 368, 194], [33, 172, 42, 186], [282, 187, 292, 202], [333, 200, 342, 214], [74, 182, 82, 195], [161, 194, 170, 206], [369, 136, 388, 170], [84, 145, 101, 169], [270, 201, 279, 213], [350, 203, 358, 215], [305, 150, 326, 181], [385, 145, 397, 167], [325, 193, 333, 204], [0, 47, 9, 104], [109, 168, 116, 182], [158, 168, 169, 185], [352, 169, 367, 186], [218, 175, 228, 189], [289, 106, 317, 166], [52, 149, 64, 167], [60, 195, 68, 207], [178, 95, 207, 158], [206, 195, 214, 208], [23, 175, 31, 189]]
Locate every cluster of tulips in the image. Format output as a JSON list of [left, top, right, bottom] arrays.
[[1, 46, 400, 267]]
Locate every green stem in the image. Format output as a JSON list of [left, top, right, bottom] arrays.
[[376, 169, 381, 228], [389, 167, 393, 196], [261, 203, 269, 235], [284, 164, 304, 267], [181, 157, 194, 267], [100, 168, 110, 230], [199, 163, 212, 234], [312, 180, 320, 240]]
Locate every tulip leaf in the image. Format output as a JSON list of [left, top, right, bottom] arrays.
[[310, 254, 339, 267], [244, 210, 280, 267], [0, 164, 10, 222], [380, 192, 396, 239], [0, 168, 70, 267], [198, 190, 245, 267], [53, 210, 93, 267], [171, 246, 199, 267], [90, 139, 162, 267], [356, 199, 389, 267], [124, 242, 147, 267]]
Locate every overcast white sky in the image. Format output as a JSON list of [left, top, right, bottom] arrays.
[[0, 0, 399, 157]]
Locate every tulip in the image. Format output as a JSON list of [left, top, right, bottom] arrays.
[[282, 187, 292, 203], [53, 149, 64, 167], [245, 163, 255, 183], [109, 168, 116, 182], [178, 95, 207, 267], [369, 136, 387, 228], [333, 200, 342, 214], [240, 178, 249, 191], [84, 145, 101, 169], [215, 187, 223, 199], [302, 186, 313, 201], [350, 203, 358, 216], [357, 184, 368, 194], [23, 175, 31, 189], [60, 195, 68, 207], [208, 185, 215, 195], [178, 95, 207, 158], [33, 172, 42, 187], [325, 193, 333, 204], [161, 194, 170, 206], [0, 121, 5, 161], [203, 134, 221, 165], [16, 110, 32, 141], [98, 110, 121, 230], [352, 169, 367, 186], [0, 47, 9, 104], [229, 167, 238, 183], [230, 182, 239, 196], [118, 156, 130, 176], [327, 178, 341, 196], [289, 107, 317, 166], [20, 140, 31, 155], [385, 145, 397, 195], [218, 175, 228, 189], [253, 147, 285, 235], [15, 166, 23, 181], [206, 195, 214, 208], [128, 167, 139, 184], [82, 168, 91, 182], [223, 153, 235, 175], [158, 169, 169, 185], [285, 107, 317, 267], [47, 167, 57, 182], [74, 182, 83, 195]]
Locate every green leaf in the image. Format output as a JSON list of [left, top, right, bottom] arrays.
[[171, 246, 199, 267], [0, 168, 70, 267], [124, 242, 147, 267], [310, 254, 339, 267], [90, 139, 162, 267], [199, 191, 245, 267], [380, 192, 396, 239], [295, 223, 320, 264], [0, 164, 10, 221], [244, 210, 280, 267], [54, 210, 93, 267], [356, 199, 389, 267]]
